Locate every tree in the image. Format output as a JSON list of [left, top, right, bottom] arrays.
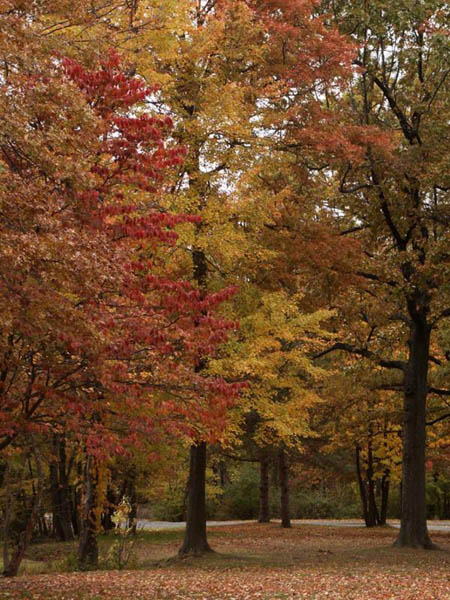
[[319, 359, 402, 526], [0, 2, 241, 571], [144, 0, 356, 553], [314, 0, 450, 548]]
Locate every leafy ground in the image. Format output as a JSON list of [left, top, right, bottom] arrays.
[[1, 523, 450, 599]]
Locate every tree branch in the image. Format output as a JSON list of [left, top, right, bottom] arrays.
[[433, 307, 450, 325], [313, 343, 406, 371], [340, 225, 369, 236], [356, 270, 397, 287], [428, 388, 450, 397], [427, 413, 450, 426]]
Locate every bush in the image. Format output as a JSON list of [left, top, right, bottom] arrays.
[[150, 483, 185, 522], [290, 487, 360, 519], [208, 464, 260, 520]]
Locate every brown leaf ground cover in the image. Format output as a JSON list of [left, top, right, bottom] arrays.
[[1, 523, 450, 599]]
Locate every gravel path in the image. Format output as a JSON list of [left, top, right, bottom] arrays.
[[136, 518, 450, 532]]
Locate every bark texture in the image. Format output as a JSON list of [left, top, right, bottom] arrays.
[[394, 312, 434, 548], [179, 442, 212, 556]]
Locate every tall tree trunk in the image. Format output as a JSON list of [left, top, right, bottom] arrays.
[[258, 451, 270, 523], [355, 443, 370, 526], [178, 247, 213, 556], [179, 442, 212, 556], [366, 438, 379, 527], [394, 310, 434, 548], [78, 455, 99, 569], [3, 440, 44, 577], [279, 447, 291, 528]]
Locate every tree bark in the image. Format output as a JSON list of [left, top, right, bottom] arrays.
[[179, 442, 213, 556], [279, 447, 291, 528], [258, 451, 270, 523], [394, 310, 434, 548], [78, 455, 99, 569]]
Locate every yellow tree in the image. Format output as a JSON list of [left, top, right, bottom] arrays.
[[139, 0, 354, 552]]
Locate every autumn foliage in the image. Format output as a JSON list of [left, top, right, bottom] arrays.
[[0, 49, 241, 457]]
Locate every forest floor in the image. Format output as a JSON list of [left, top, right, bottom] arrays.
[[1, 522, 450, 599]]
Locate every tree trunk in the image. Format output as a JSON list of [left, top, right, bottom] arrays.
[[3, 440, 44, 577], [178, 247, 213, 556], [179, 442, 212, 556], [355, 444, 370, 526], [366, 438, 379, 527], [258, 451, 270, 523], [50, 435, 74, 541], [127, 475, 138, 533], [279, 447, 291, 528], [394, 311, 434, 548], [72, 481, 81, 536], [379, 470, 390, 526], [102, 485, 117, 532], [78, 455, 99, 569]]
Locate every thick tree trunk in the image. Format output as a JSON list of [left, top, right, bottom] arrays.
[[178, 247, 213, 556], [279, 447, 291, 528], [78, 455, 99, 569], [258, 451, 270, 523], [394, 311, 434, 548], [179, 442, 212, 556]]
